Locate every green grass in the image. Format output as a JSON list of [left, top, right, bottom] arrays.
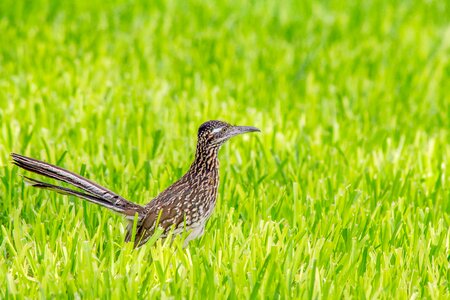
[[0, 0, 449, 298]]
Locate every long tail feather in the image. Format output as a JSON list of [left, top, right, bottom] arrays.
[[23, 176, 134, 214], [12, 153, 119, 200], [12, 153, 145, 218]]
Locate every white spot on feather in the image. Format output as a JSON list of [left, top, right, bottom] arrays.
[[211, 127, 224, 134]]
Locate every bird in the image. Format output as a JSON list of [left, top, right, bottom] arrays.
[[11, 120, 260, 247]]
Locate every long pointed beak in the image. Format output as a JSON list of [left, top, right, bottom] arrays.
[[227, 125, 261, 138]]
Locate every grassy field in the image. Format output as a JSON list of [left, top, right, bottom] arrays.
[[1, 0, 449, 298]]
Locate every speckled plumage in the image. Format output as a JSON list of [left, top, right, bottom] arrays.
[[12, 120, 260, 247]]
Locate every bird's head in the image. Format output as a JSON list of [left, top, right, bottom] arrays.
[[197, 120, 260, 149]]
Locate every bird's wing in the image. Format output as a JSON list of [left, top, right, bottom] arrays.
[[127, 200, 187, 247]]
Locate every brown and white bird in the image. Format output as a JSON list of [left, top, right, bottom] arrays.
[[11, 120, 260, 247]]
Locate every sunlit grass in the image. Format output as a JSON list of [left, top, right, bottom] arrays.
[[0, 0, 449, 298]]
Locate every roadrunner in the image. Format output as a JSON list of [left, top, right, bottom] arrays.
[[12, 120, 260, 247]]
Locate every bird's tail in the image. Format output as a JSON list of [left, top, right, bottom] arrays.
[[11, 153, 145, 219]]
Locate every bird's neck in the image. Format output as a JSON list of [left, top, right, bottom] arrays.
[[189, 146, 220, 175]]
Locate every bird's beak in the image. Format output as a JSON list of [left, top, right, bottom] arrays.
[[226, 125, 261, 139]]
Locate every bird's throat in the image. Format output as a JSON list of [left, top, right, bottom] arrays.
[[190, 146, 220, 174]]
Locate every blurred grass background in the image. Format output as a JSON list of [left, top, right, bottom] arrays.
[[0, 0, 449, 298]]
